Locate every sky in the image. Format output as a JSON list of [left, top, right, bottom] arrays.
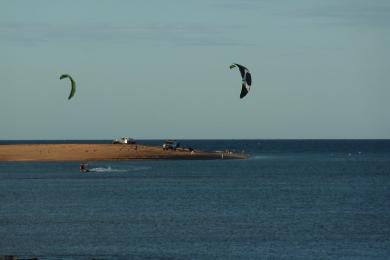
[[1, 0, 389, 139]]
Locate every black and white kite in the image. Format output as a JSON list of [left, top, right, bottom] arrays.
[[230, 63, 252, 99]]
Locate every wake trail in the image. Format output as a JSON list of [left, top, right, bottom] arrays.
[[88, 166, 151, 173]]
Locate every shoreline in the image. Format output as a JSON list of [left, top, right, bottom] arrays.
[[0, 144, 248, 162]]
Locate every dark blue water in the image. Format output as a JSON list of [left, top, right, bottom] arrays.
[[1, 140, 389, 259]]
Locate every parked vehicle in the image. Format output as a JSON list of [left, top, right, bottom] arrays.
[[112, 137, 136, 144], [162, 139, 180, 150]]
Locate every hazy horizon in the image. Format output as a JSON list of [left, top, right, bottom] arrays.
[[1, 0, 389, 139]]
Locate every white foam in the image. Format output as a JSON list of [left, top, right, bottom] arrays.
[[88, 166, 151, 173], [249, 155, 266, 160], [89, 166, 125, 173]]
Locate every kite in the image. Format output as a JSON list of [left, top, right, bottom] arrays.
[[59, 74, 76, 100], [230, 63, 252, 99]]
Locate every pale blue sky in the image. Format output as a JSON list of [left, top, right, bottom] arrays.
[[1, 0, 389, 139]]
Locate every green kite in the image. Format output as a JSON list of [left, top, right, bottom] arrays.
[[59, 74, 76, 100]]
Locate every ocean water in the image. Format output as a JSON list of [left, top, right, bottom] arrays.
[[0, 140, 389, 259]]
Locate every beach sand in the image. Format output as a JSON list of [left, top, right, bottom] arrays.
[[0, 144, 247, 162]]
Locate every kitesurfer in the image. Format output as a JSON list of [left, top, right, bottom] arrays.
[[80, 163, 89, 173]]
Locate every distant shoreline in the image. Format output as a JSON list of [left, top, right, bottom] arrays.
[[0, 144, 248, 162]]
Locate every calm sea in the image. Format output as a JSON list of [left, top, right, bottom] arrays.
[[0, 140, 389, 259]]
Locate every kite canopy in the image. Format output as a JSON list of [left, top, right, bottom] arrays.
[[230, 63, 252, 99], [59, 74, 76, 100]]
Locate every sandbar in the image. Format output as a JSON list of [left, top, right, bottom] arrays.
[[0, 144, 248, 162]]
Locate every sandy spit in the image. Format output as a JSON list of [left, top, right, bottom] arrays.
[[0, 144, 247, 162]]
